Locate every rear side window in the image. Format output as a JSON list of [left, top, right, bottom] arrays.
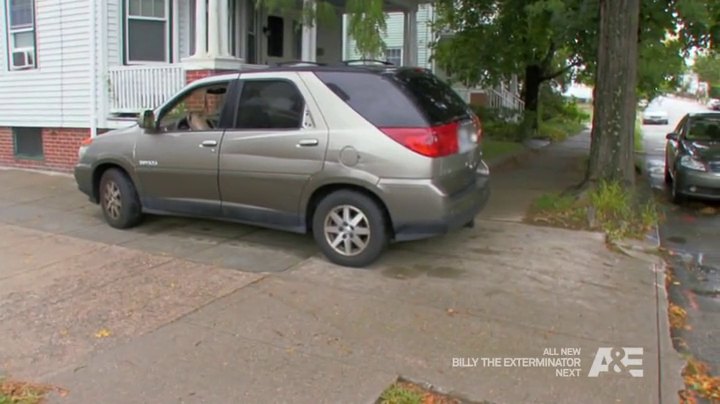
[[388, 69, 470, 126], [314, 71, 427, 127], [235, 79, 305, 129]]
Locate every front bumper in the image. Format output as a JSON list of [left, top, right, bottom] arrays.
[[379, 170, 491, 242], [675, 168, 720, 200], [74, 163, 96, 202]]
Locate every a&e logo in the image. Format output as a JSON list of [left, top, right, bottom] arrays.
[[588, 347, 643, 377]]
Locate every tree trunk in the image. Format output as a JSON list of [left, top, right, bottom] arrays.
[[585, 0, 640, 187], [522, 65, 543, 139]]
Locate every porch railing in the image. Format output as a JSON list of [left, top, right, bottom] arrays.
[[108, 65, 186, 114]]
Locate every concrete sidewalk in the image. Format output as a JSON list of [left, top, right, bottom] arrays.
[[0, 132, 684, 403]]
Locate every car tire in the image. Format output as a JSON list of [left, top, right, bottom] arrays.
[[312, 190, 388, 268], [664, 156, 672, 184], [670, 170, 685, 204], [99, 168, 143, 229]]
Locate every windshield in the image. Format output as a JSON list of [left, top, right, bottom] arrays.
[[687, 116, 720, 141]]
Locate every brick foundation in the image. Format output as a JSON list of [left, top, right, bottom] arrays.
[[0, 127, 94, 173]]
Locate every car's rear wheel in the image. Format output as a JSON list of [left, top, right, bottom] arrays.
[[312, 190, 388, 268], [99, 168, 143, 229], [664, 155, 672, 184]]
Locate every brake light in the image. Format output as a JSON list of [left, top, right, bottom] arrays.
[[380, 122, 459, 157]]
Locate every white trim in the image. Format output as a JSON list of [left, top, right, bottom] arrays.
[[172, 0, 179, 62], [5, 0, 37, 70], [89, 0, 98, 137], [124, 0, 171, 64]]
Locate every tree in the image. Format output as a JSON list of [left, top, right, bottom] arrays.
[[584, 0, 640, 187], [431, 0, 592, 135], [694, 52, 720, 84]]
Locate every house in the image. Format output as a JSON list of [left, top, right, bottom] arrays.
[[342, 4, 524, 112], [0, 0, 427, 172]]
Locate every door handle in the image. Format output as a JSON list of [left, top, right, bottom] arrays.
[[297, 139, 319, 147], [199, 140, 218, 148]]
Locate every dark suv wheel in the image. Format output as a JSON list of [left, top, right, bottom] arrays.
[[99, 168, 143, 229], [312, 190, 388, 267]]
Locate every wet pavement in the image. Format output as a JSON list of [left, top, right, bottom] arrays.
[[639, 96, 720, 374]]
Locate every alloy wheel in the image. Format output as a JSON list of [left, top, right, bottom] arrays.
[[103, 181, 122, 220], [323, 205, 371, 257]]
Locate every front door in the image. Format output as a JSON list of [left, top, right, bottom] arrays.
[[134, 79, 234, 217], [218, 72, 328, 231]]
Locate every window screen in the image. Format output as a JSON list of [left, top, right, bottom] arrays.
[[13, 127, 43, 158]]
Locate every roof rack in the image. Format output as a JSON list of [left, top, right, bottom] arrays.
[[341, 59, 395, 66], [274, 60, 326, 67]]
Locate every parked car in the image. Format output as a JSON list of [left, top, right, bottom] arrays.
[[74, 65, 490, 267], [708, 98, 720, 111], [665, 112, 720, 203], [642, 108, 669, 125]]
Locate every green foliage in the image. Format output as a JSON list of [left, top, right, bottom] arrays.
[[379, 384, 423, 404], [535, 87, 589, 141], [588, 180, 658, 241], [694, 52, 720, 84], [432, 0, 589, 88], [529, 181, 659, 241], [472, 105, 524, 141], [635, 119, 644, 153], [482, 139, 524, 161]]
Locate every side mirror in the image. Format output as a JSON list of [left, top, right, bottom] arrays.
[[138, 110, 157, 132], [666, 132, 678, 141]]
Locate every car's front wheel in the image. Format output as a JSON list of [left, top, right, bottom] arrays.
[[99, 168, 143, 229], [312, 190, 388, 268], [670, 169, 685, 204]]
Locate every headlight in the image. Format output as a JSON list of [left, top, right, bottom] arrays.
[[78, 137, 93, 160], [679, 155, 706, 171]]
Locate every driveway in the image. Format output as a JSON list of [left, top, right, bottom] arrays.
[[0, 153, 683, 403]]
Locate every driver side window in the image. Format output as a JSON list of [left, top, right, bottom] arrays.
[[158, 81, 229, 132]]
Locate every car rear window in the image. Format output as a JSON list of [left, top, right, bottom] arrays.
[[314, 71, 428, 127], [387, 69, 471, 126]]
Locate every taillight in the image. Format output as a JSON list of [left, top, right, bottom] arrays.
[[471, 114, 483, 143], [380, 122, 460, 158]]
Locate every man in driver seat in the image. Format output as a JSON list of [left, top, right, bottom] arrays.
[[186, 86, 225, 131]]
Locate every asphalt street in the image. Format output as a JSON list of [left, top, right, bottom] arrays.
[[639, 95, 720, 375]]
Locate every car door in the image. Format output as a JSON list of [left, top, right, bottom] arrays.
[[134, 79, 237, 217], [218, 72, 329, 231]]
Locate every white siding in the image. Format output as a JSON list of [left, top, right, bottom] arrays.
[[0, 0, 92, 128], [107, 0, 121, 67]]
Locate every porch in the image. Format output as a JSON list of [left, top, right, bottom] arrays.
[[106, 0, 424, 116]]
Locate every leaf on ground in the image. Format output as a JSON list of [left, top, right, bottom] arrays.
[[94, 328, 111, 339]]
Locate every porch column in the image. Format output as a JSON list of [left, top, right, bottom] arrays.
[[402, 8, 418, 66], [218, 0, 231, 57], [207, 0, 221, 56], [193, 0, 208, 57], [301, 0, 317, 62]]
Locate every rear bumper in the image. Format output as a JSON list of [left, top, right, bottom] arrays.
[[675, 169, 720, 200], [74, 163, 96, 202], [379, 168, 491, 242], [643, 118, 668, 124]]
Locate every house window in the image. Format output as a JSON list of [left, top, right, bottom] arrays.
[[13, 127, 43, 159], [5, 0, 36, 70], [125, 0, 170, 63], [266, 16, 284, 58], [384, 48, 402, 66]]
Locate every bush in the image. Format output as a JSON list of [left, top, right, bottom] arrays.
[[472, 105, 524, 142]]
